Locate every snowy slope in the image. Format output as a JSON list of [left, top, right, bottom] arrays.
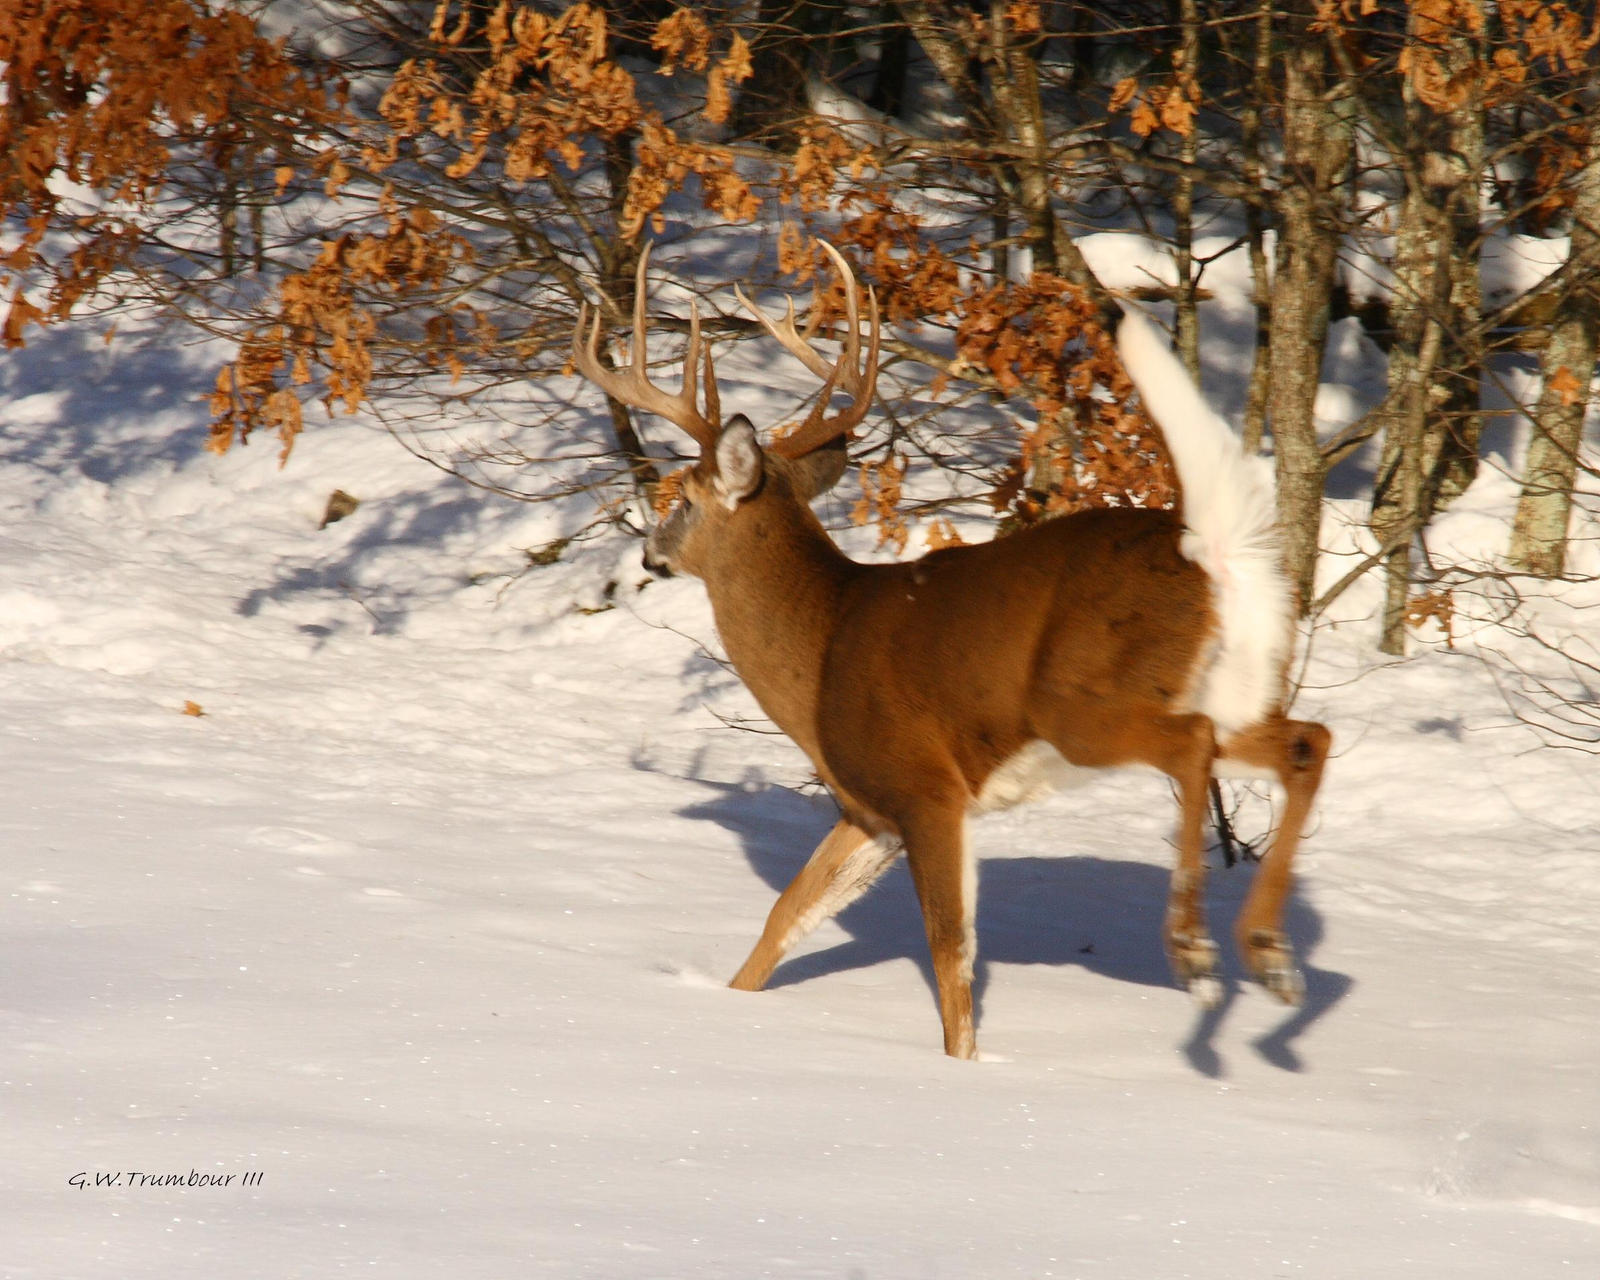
[[3, 259, 1598, 1278]]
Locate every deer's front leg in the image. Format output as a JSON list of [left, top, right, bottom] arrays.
[[730, 818, 894, 992], [1147, 714, 1224, 1007]]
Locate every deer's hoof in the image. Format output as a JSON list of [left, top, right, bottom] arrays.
[[1244, 929, 1304, 1006], [1168, 932, 1222, 1008], [1189, 974, 1223, 1010]]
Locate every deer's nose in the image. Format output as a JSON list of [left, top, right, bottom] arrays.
[[642, 546, 674, 579]]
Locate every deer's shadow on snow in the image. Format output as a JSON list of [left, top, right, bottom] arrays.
[[680, 778, 1350, 1074]]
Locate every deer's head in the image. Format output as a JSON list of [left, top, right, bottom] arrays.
[[572, 242, 880, 580]]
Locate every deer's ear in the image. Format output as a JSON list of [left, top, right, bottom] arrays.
[[713, 415, 764, 509]]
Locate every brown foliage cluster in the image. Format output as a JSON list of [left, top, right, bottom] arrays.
[[1499, 0, 1600, 77], [825, 182, 1173, 524], [781, 126, 873, 220], [212, 204, 472, 459], [774, 192, 1167, 540], [0, 0, 330, 344], [1311, 0, 1598, 234], [216, 0, 756, 456], [652, 8, 752, 126], [386, 3, 643, 182], [1109, 66, 1200, 142], [1329, 0, 1600, 113], [959, 276, 1174, 520], [831, 192, 965, 323], [373, 1, 753, 234], [1521, 121, 1593, 229], [852, 454, 908, 552]]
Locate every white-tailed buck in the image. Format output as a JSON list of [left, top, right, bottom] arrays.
[[573, 243, 1329, 1059]]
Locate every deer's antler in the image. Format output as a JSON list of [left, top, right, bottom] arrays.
[[571, 243, 721, 454], [735, 241, 880, 459]]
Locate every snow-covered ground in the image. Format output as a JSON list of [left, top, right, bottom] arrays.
[[3, 251, 1598, 1278]]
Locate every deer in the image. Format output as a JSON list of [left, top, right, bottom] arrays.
[[572, 241, 1330, 1059]]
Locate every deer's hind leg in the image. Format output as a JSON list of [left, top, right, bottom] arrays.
[[1040, 707, 1222, 1007], [730, 818, 897, 992], [1134, 713, 1225, 1008], [1217, 717, 1331, 1004]]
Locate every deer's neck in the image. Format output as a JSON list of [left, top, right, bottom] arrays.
[[702, 499, 857, 762]]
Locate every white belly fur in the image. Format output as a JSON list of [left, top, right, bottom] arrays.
[[972, 741, 1099, 813], [972, 738, 1279, 814]]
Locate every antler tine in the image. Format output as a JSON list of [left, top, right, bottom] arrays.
[[753, 241, 880, 459], [734, 285, 833, 382], [569, 242, 720, 454], [701, 328, 721, 425], [733, 241, 860, 385], [817, 240, 864, 390]]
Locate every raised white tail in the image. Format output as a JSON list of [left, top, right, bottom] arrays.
[[1116, 310, 1294, 740]]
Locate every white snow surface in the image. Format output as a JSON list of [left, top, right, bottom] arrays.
[[4, 269, 1600, 1278]]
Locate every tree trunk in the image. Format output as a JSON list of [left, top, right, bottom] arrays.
[[1425, 7, 1486, 512], [1376, 297, 1447, 654], [896, 1, 1126, 324], [1370, 193, 1449, 654], [896, 1, 988, 124], [1370, 0, 1485, 651], [1226, 0, 1274, 455], [983, 1, 1056, 277], [1509, 118, 1600, 576], [897, 0, 1121, 513], [867, 17, 912, 118], [1267, 0, 1352, 612], [1172, 0, 1201, 383]]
